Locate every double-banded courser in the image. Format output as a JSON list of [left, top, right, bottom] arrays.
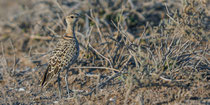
[[41, 13, 80, 98]]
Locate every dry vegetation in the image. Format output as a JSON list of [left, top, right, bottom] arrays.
[[0, 0, 209, 104]]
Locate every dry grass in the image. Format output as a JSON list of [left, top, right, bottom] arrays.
[[0, 0, 209, 104]]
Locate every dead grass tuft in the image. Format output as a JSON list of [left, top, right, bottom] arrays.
[[0, 0, 209, 104]]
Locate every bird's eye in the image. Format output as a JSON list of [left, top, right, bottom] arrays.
[[70, 16, 74, 18]]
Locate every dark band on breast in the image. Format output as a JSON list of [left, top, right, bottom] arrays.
[[63, 34, 74, 39]]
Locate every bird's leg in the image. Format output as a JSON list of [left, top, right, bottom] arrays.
[[65, 68, 70, 98], [57, 72, 62, 99]]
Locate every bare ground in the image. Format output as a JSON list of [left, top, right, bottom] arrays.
[[0, 0, 209, 104]]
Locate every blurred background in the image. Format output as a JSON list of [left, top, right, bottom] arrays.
[[0, 0, 209, 104]]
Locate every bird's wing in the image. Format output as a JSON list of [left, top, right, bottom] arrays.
[[40, 51, 63, 87], [40, 41, 69, 87], [40, 39, 78, 87]]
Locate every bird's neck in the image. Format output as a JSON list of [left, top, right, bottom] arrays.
[[65, 22, 75, 38]]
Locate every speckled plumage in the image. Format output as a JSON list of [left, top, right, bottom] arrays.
[[41, 13, 80, 88], [41, 37, 79, 87]]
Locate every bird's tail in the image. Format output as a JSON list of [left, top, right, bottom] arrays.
[[40, 66, 51, 88]]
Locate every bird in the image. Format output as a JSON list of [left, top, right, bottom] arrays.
[[40, 13, 80, 98]]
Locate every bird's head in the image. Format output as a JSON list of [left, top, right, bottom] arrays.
[[65, 13, 80, 25]]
